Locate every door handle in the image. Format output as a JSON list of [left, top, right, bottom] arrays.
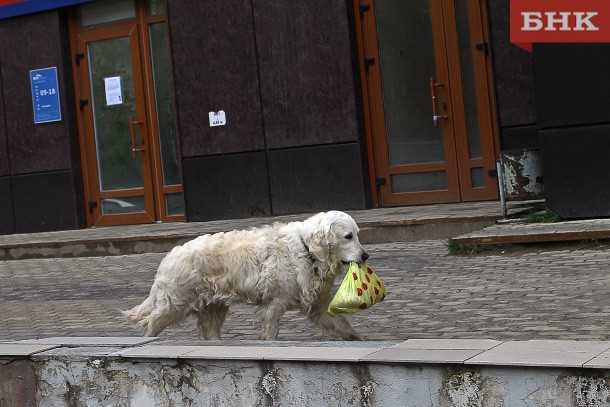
[[430, 77, 448, 127], [128, 118, 145, 159]]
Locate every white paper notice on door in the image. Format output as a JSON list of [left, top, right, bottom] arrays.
[[104, 76, 123, 106], [208, 110, 227, 127]]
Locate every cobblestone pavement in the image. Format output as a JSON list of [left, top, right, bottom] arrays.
[[2, 240, 610, 342]]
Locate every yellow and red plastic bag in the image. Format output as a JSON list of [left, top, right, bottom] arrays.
[[328, 262, 386, 315]]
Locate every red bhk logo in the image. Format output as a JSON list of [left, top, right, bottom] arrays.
[[511, 0, 610, 44]]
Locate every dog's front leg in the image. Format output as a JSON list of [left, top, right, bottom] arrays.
[[259, 300, 287, 340], [308, 308, 361, 340]]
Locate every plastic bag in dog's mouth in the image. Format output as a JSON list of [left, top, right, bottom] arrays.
[[328, 262, 386, 315]]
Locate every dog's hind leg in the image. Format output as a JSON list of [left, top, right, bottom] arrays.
[[259, 300, 287, 340], [143, 296, 191, 337], [308, 309, 361, 340], [197, 303, 229, 340], [143, 308, 184, 337]]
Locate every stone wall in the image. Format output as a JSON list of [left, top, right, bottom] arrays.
[[3, 339, 610, 406], [3, 357, 610, 406]]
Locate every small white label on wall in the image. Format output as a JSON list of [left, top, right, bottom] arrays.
[[104, 76, 123, 106], [209, 110, 227, 127]]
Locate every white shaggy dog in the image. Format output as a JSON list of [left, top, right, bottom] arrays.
[[124, 211, 369, 340]]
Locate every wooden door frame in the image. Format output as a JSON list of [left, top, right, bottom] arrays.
[[352, 0, 379, 206], [69, 0, 185, 226], [353, 0, 500, 207], [442, 0, 499, 202], [478, 0, 502, 160], [72, 20, 156, 226], [355, 0, 461, 207], [136, 7, 185, 223], [69, 14, 94, 226]]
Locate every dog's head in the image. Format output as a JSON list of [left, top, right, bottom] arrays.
[[302, 211, 369, 265]]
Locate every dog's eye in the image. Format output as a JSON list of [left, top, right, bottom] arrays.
[[344, 233, 353, 240]]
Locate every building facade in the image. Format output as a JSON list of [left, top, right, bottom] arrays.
[[0, 0, 537, 234]]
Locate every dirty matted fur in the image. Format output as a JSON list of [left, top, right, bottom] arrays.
[[123, 211, 369, 340]]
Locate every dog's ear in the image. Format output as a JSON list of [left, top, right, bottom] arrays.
[[306, 220, 337, 263], [308, 229, 330, 263]]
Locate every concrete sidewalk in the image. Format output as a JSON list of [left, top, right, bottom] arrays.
[[4, 239, 610, 342], [0, 201, 536, 260]]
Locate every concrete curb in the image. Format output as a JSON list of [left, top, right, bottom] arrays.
[[4, 338, 610, 369]]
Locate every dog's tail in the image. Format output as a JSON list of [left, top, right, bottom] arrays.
[[122, 282, 184, 336]]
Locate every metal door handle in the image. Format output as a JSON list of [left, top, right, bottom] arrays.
[[430, 77, 448, 127], [128, 118, 145, 159]]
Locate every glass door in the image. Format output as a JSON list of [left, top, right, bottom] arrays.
[[357, 0, 498, 206], [71, 0, 184, 226], [363, 0, 461, 206], [447, 0, 499, 201], [140, 3, 185, 219], [78, 22, 156, 225]]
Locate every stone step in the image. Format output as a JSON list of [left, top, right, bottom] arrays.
[[450, 218, 610, 248], [0, 201, 535, 260]]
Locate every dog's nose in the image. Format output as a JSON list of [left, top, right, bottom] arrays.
[[361, 251, 369, 262]]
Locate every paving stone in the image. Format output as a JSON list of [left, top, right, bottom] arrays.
[[153, 340, 399, 348], [182, 346, 278, 360], [367, 348, 483, 364], [0, 344, 58, 356], [583, 351, 610, 369], [17, 337, 158, 347], [118, 345, 382, 362], [395, 339, 501, 350], [182, 345, 382, 362], [2, 239, 610, 342], [466, 341, 610, 368], [33, 346, 125, 358], [259, 346, 381, 362], [117, 346, 202, 359], [493, 340, 610, 353]]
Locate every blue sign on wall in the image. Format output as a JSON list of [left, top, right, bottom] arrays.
[[30, 67, 62, 124], [0, 1, 94, 21]]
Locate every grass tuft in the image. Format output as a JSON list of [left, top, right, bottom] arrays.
[[525, 210, 561, 224], [447, 239, 480, 255]]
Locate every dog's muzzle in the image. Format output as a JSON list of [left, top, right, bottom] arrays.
[[342, 251, 369, 265]]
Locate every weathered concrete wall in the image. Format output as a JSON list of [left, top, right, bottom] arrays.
[[0, 359, 37, 407], [4, 357, 610, 406]]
